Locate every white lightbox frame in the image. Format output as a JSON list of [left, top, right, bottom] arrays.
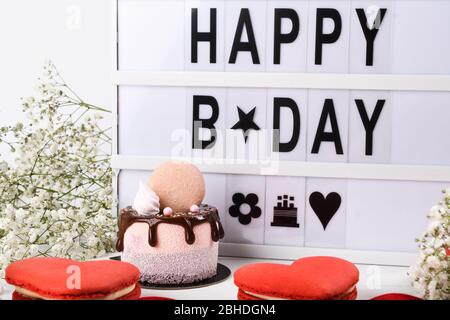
[[111, 0, 450, 267]]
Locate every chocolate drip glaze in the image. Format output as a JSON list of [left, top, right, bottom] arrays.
[[116, 205, 224, 252]]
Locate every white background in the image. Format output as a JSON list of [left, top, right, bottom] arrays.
[[0, 0, 112, 161]]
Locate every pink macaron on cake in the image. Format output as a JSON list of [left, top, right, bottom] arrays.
[[116, 161, 224, 284]]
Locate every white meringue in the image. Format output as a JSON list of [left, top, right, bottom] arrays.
[[132, 181, 160, 215]]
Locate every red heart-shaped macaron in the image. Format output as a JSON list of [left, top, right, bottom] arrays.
[[234, 256, 359, 300], [6, 257, 140, 300]]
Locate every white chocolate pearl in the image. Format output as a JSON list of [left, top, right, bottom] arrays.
[[190, 204, 200, 213], [163, 207, 173, 216]]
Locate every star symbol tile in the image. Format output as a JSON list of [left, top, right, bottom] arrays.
[[231, 106, 260, 143]]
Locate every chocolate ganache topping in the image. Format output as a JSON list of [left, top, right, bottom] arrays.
[[116, 204, 224, 251]]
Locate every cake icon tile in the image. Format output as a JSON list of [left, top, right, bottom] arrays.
[[271, 195, 299, 228]]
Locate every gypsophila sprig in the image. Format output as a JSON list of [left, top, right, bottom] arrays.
[[409, 188, 450, 300], [0, 61, 116, 277]]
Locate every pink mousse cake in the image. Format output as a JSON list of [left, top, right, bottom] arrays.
[[116, 205, 224, 284]]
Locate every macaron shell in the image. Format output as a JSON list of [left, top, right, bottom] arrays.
[[237, 287, 358, 300], [234, 256, 359, 300], [138, 296, 174, 300], [113, 284, 141, 300], [11, 285, 142, 300], [371, 293, 422, 300], [6, 257, 140, 300], [291, 256, 359, 298], [237, 289, 263, 300]]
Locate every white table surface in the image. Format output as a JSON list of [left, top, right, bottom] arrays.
[[0, 256, 418, 300]]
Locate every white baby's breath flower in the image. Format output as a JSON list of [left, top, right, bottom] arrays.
[[445, 188, 450, 198], [0, 62, 116, 276], [428, 280, 438, 299], [433, 239, 444, 249], [428, 205, 443, 220], [427, 221, 442, 234], [411, 189, 450, 300], [14, 208, 27, 224], [0, 161, 8, 173], [426, 255, 441, 269]]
